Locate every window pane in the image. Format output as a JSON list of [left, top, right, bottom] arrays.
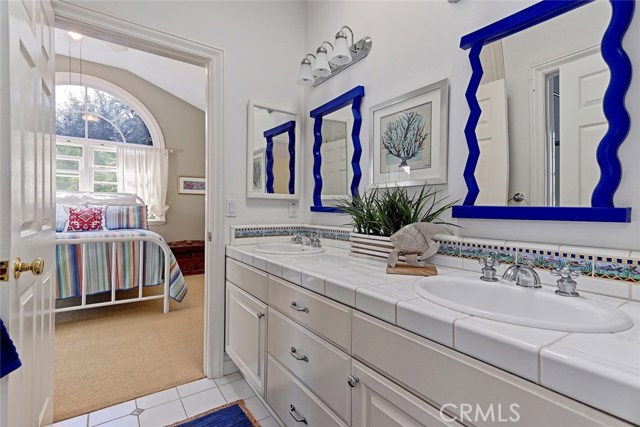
[[87, 117, 123, 142], [56, 111, 86, 138], [94, 150, 117, 167], [86, 88, 130, 122], [56, 85, 85, 113], [56, 175, 79, 191], [56, 144, 83, 157], [56, 159, 80, 171], [114, 110, 153, 146], [94, 183, 118, 193], [94, 171, 117, 182]]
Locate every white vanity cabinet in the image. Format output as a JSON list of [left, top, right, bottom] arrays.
[[225, 256, 632, 427]]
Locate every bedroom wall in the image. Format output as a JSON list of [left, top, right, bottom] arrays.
[[55, 0, 308, 244], [57, 54, 206, 243], [303, 0, 640, 251]]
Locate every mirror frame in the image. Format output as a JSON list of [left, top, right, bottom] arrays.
[[309, 86, 365, 213], [246, 100, 299, 200], [451, 0, 633, 223]]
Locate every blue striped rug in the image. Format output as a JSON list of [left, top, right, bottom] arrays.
[[166, 400, 259, 427]]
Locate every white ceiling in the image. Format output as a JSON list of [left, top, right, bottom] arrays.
[[54, 28, 206, 110]]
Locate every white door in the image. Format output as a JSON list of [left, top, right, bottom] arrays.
[[321, 137, 347, 197], [558, 51, 608, 206], [475, 79, 509, 205], [225, 282, 267, 396], [0, 0, 56, 426], [351, 361, 464, 427]]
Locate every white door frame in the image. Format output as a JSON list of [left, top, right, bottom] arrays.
[[529, 45, 600, 206], [52, 3, 226, 378]]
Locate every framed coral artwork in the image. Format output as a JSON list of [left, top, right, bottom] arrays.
[[371, 79, 449, 186]]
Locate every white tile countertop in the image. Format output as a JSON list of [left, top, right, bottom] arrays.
[[225, 244, 640, 425]]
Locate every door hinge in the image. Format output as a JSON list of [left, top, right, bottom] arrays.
[[0, 260, 9, 281], [207, 232, 213, 242]]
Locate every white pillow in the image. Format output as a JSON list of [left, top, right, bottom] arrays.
[[86, 193, 138, 206], [56, 191, 89, 206]]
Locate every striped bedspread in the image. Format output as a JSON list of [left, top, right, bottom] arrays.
[[55, 229, 187, 302]]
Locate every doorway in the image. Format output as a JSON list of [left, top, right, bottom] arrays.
[[52, 1, 226, 421]]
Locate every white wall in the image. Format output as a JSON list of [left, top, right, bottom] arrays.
[[303, 0, 640, 251], [57, 0, 308, 243]]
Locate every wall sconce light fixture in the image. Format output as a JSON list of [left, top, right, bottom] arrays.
[[298, 26, 372, 87]]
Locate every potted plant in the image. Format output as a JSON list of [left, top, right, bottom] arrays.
[[335, 185, 457, 262]]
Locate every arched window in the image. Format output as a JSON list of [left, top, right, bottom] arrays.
[[54, 73, 165, 194]]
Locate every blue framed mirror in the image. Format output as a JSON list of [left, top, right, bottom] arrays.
[[247, 100, 299, 200], [309, 86, 365, 212], [451, 0, 633, 222]]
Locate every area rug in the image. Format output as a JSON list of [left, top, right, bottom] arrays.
[[167, 400, 260, 427], [54, 274, 205, 422]]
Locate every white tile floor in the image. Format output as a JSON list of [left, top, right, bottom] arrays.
[[54, 372, 280, 427]]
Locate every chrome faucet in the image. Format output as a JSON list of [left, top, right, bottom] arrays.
[[291, 233, 311, 246], [551, 267, 580, 297], [502, 263, 541, 288]]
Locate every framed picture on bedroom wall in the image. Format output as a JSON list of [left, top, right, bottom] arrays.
[[371, 79, 449, 187], [178, 176, 206, 195]]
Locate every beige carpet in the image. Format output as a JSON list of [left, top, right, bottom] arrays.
[[54, 274, 205, 422]]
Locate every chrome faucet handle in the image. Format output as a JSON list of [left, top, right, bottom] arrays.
[[551, 267, 580, 297], [309, 232, 322, 248], [479, 253, 500, 282]]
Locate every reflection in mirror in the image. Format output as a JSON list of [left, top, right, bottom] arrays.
[[247, 101, 298, 199], [321, 114, 351, 197], [474, 0, 610, 207], [309, 85, 364, 212]]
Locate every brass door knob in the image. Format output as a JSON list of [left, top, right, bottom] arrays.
[[14, 257, 45, 279]]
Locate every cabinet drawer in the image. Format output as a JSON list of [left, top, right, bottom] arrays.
[[268, 275, 351, 352], [352, 312, 631, 427], [268, 309, 351, 423], [226, 258, 268, 302], [267, 355, 347, 427], [352, 360, 464, 427]]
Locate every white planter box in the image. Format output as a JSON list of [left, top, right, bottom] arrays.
[[350, 233, 400, 264]]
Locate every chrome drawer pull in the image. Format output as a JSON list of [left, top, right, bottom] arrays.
[[256, 312, 264, 319], [290, 301, 309, 313], [290, 346, 309, 362], [289, 404, 308, 424], [347, 375, 359, 387]]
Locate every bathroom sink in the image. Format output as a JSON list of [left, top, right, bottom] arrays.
[[413, 276, 633, 333], [254, 243, 325, 255]]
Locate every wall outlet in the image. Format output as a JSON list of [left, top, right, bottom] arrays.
[[226, 199, 237, 217], [288, 201, 298, 218]]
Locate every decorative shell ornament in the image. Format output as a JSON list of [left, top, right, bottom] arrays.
[[388, 223, 452, 267]]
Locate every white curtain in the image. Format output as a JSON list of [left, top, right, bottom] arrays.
[[117, 145, 169, 218]]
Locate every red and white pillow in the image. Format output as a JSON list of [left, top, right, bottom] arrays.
[[64, 206, 107, 232]]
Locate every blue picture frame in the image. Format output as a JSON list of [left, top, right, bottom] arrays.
[[263, 120, 296, 194], [452, 0, 633, 223], [309, 86, 365, 213]]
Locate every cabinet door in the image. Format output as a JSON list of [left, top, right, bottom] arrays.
[[225, 282, 267, 396], [351, 361, 463, 427]]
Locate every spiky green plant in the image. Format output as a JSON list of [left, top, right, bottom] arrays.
[[335, 184, 458, 237]]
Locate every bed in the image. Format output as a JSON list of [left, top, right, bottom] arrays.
[[55, 191, 187, 314]]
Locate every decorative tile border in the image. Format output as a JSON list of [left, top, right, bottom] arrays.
[[460, 243, 517, 264], [432, 234, 639, 287], [231, 224, 351, 247], [518, 250, 593, 276]]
